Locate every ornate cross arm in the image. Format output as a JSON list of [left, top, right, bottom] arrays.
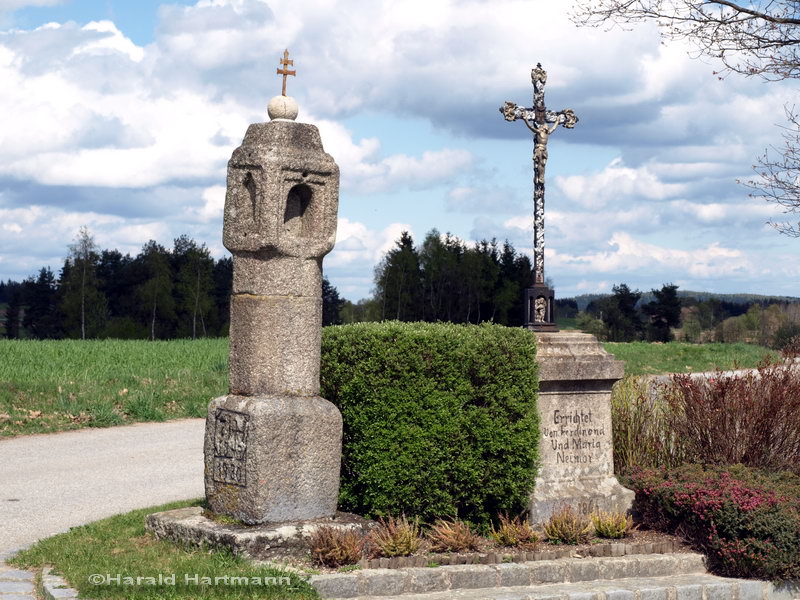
[[549, 109, 578, 128], [501, 101, 525, 122], [500, 102, 578, 133]]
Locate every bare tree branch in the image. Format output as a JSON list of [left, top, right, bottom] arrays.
[[573, 0, 800, 238], [742, 106, 800, 236], [572, 1, 800, 79]]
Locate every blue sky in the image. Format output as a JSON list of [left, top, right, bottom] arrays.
[[0, 0, 798, 301]]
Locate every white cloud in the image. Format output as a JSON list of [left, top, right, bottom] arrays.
[[329, 218, 414, 268], [74, 21, 144, 62], [0, 0, 62, 11], [575, 279, 610, 293], [193, 185, 226, 223], [669, 199, 781, 225], [554, 159, 686, 208], [551, 232, 752, 279], [324, 218, 415, 299], [315, 119, 473, 193]]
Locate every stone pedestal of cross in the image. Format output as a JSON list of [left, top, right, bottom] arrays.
[[500, 63, 577, 331]]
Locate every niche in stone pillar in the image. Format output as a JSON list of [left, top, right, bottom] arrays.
[[242, 171, 257, 222], [283, 183, 315, 238]]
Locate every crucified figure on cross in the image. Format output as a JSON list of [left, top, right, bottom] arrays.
[[500, 63, 578, 329], [532, 120, 561, 185]]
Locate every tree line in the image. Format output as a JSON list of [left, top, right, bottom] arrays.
[[343, 230, 691, 339], [1, 227, 345, 340], [573, 283, 800, 348], [340, 229, 536, 327], [341, 229, 800, 347], [5, 226, 797, 345]]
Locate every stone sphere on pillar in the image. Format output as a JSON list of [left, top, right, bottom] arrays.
[[267, 95, 298, 121]]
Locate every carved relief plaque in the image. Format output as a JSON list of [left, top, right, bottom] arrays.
[[212, 408, 251, 487]]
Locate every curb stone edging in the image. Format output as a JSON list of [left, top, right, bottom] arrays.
[[39, 567, 79, 599], [6, 552, 800, 600], [308, 553, 708, 599]]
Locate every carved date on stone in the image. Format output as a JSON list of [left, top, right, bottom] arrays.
[[212, 408, 251, 487]]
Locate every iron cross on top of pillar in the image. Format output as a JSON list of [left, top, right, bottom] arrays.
[[268, 50, 299, 121], [500, 63, 578, 332], [277, 49, 296, 96]]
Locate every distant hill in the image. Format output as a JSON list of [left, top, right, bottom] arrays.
[[567, 291, 800, 312]]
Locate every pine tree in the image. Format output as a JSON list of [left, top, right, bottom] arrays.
[[643, 284, 682, 342], [23, 268, 61, 339], [136, 241, 175, 340], [600, 284, 644, 342], [96, 249, 134, 320], [211, 256, 233, 336], [322, 276, 344, 326], [374, 231, 423, 321], [3, 284, 22, 339]]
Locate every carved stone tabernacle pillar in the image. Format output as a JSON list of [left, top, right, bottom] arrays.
[[203, 88, 343, 524], [531, 332, 634, 521]]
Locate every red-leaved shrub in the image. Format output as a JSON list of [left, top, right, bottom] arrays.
[[628, 464, 800, 580], [667, 361, 800, 473]]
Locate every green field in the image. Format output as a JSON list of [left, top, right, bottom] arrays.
[[555, 316, 577, 330], [0, 337, 781, 437], [604, 341, 777, 375], [0, 338, 227, 437]]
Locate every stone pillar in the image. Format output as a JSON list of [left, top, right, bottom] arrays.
[[531, 331, 634, 522], [204, 97, 343, 525]]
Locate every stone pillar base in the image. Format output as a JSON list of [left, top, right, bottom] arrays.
[[530, 477, 635, 523], [204, 395, 342, 525], [531, 332, 634, 522]]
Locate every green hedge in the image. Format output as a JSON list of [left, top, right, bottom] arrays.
[[320, 321, 539, 526], [627, 464, 800, 580]]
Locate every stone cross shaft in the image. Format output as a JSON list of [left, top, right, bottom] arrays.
[[501, 63, 577, 285]]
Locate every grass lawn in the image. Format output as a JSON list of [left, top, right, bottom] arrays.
[[555, 316, 577, 330], [0, 338, 227, 437], [9, 500, 319, 599], [604, 341, 778, 376]]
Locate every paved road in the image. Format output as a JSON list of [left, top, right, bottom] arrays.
[[0, 419, 205, 553]]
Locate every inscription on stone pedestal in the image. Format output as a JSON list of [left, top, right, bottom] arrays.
[[541, 408, 606, 466], [213, 409, 251, 487]]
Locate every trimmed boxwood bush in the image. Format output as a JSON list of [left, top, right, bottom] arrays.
[[627, 464, 800, 580], [320, 321, 538, 526]]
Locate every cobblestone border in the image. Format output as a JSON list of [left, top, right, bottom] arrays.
[[38, 567, 79, 599], [0, 548, 36, 600], [354, 540, 679, 570], [1, 547, 79, 600]]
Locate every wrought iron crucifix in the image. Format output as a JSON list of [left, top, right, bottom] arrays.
[[500, 63, 577, 330]]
